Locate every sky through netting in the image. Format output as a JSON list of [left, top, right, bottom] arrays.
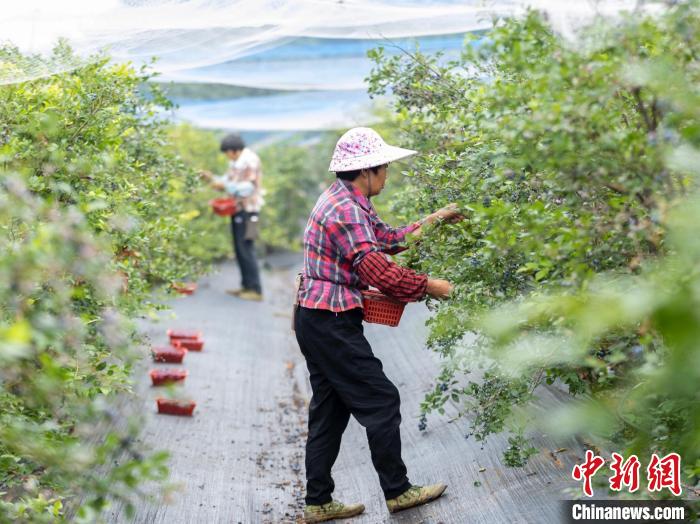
[[1, 1, 650, 131]]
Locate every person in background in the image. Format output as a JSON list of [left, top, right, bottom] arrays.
[[295, 127, 463, 523], [202, 133, 264, 301]]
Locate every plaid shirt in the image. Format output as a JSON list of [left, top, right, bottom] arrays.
[[298, 179, 422, 312]]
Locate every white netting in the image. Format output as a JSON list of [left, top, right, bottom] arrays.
[[160, 34, 466, 91], [1, 1, 661, 131], [170, 89, 381, 131], [2, 0, 651, 86]]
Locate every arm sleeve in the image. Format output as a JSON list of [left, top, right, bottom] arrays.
[[223, 180, 255, 197], [373, 218, 422, 254], [357, 251, 428, 302]]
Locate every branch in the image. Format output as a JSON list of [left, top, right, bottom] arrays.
[[68, 93, 105, 143], [378, 36, 445, 81], [604, 183, 627, 194], [650, 97, 660, 130], [631, 87, 655, 132], [529, 367, 546, 395], [376, 34, 463, 101]]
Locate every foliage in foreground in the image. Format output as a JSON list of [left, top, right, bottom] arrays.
[[0, 46, 359, 521], [0, 47, 219, 521], [0, 180, 168, 522], [369, 1, 699, 492]]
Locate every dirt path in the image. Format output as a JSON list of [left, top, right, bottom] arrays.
[[108, 257, 584, 524]]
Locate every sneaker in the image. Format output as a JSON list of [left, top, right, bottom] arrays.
[[386, 483, 447, 514], [237, 290, 263, 302], [304, 500, 365, 523], [225, 288, 244, 296]]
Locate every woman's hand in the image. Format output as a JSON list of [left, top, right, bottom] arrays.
[[434, 203, 465, 223], [426, 278, 453, 299], [411, 202, 465, 238], [200, 170, 225, 191]]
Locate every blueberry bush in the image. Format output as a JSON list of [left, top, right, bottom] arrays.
[[368, 0, 699, 494], [0, 45, 221, 521]]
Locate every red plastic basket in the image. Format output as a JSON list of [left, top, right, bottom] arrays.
[[361, 290, 406, 327], [173, 338, 204, 351], [172, 282, 197, 295], [151, 345, 187, 363], [167, 329, 202, 341], [210, 198, 237, 217], [150, 369, 188, 386], [156, 398, 196, 416]]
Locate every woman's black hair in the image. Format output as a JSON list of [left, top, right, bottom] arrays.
[[335, 165, 383, 181], [220, 133, 245, 152]]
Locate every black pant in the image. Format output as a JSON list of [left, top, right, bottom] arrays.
[[294, 306, 411, 505], [230, 211, 261, 294]]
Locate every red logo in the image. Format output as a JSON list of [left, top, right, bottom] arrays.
[[609, 452, 641, 493], [573, 451, 682, 497], [647, 453, 681, 496], [572, 450, 606, 497]]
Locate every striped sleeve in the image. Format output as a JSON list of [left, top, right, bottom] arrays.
[[373, 218, 421, 254], [357, 251, 428, 302]]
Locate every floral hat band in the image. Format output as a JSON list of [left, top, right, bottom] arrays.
[[328, 127, 417, 172]]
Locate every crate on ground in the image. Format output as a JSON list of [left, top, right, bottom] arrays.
[[210, 197, 237, 216], [172, 282, 197, 295], [151, 345, 187, 363], [150, 369, 188, 386], [361, 289, 406, 327], [173, 338, 204, 351], [156, 398, 196, 416], [167, 329, 202, 342]]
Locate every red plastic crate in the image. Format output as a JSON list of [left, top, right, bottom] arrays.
[[172, 282, 197, 295], [173, 338, 204, 351], [167, 329, 202, 341], [151, 346, 187, 363], [210, 197, 237, 217], [150, 369, 188, 386], [361, 290, 406, 327], [156, 398, 196, 416]]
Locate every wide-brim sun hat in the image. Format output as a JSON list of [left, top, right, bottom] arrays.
[[329, 127, 417, 172]]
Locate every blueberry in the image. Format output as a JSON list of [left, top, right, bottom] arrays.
[[482, 196, 492, 208], [629, 345, 644, 359], [662, 129, 677, 143]]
